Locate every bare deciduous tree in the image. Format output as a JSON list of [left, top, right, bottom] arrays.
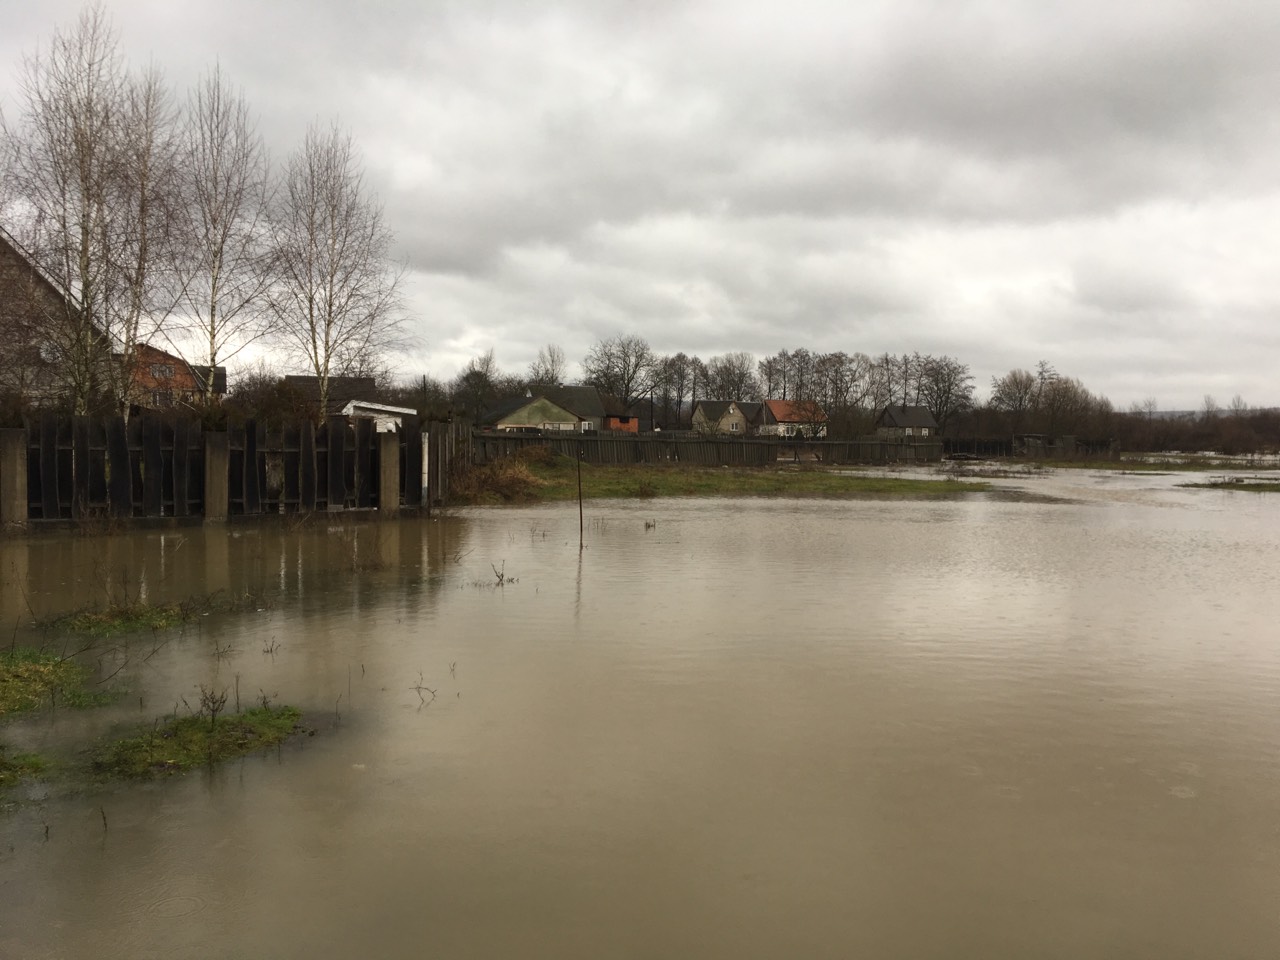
[[4, 5, 182, 415], [990, 368, 1037, 434], [174, 63, 272, 405], [528, 343, 566, 386], [705, 351, 759, 401], [269, 121, 404, 414], [582, 334, 656, 406], [918, 354, 974, 436]]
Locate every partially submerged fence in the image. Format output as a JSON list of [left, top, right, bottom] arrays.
[[0, 414, 474, 526], [472, 431, 943, 466]]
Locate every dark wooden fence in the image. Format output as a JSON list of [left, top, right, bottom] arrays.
[[472, 432, 943, 466], [20, 411, 205, 521], [1, 414, 473, 525]]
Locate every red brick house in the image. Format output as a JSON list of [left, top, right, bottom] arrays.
[[129, 343, 226, 410]]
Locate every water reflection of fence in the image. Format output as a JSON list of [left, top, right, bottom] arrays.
[[0, 415, 474, 525], [473, 432, 943, 466]]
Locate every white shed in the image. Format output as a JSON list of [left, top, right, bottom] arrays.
[[341, 400, 418, 432]]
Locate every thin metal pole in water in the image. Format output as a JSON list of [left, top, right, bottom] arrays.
[[577, 440, 584, 550]]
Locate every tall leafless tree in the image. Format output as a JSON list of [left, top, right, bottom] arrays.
[[174, 63, 272, 405], [6, 6, 131, 412], [527, 343, 566, 386], [268, 121, 404, 414], [581, 334, 656, 406], [3, 6, 183, 415], [990, 368, 1037, 434], [705, 351, 759, 401]]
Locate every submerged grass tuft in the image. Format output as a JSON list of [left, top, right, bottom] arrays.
[[58, 601, 188, 636], [0, 748, 47, 788], [94, 705, 304, 779], [0, 648, 109, 716]]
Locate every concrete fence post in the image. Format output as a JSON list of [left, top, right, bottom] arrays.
[[378, 432, 400, 516], [0, 428, 28, 529], [204, 432, 229, 522]]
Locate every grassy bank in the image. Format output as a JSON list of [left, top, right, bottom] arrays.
[[57, 601, 189, 636], [94, 705, 304, 779], [454, 448, 990, 504]]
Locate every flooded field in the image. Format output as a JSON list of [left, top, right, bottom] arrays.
[[2, 468, 1280, 958]]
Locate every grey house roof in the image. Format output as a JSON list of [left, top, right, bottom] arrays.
[[543, 385, 629, 419], [695, 400, 764, 425], [283, 375, 378, 412], [876, 404, 938, 429]]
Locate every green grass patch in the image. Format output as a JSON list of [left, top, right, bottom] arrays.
[[0, 648, 110, 716], [455, 449, 990, 503], [94, 705, 304, 779], [58, 601, 188, 636], [1181, 480, 1280, 492], [0, 748, 48, 788]]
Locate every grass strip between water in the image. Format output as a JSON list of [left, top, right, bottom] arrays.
[[94, 705, 304, 779], [455, 449, 991, 504], [1180, 480, 1280, 492]]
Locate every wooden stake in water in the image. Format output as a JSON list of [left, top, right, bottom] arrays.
[[577, 441, 584, 550]]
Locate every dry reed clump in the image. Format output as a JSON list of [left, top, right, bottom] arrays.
[[513, 444, 560, 467], [453, 457, 547, 503]]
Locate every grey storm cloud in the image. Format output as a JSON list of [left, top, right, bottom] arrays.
[[4, 0, 1280, 409]]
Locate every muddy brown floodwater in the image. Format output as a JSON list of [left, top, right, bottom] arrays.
[[2, 468, 1280, 958]]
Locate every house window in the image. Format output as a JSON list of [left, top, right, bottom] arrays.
[[150, 363, 175, 379], [151, 390, 174, 407], [905, 427, 914, 436], [730, 422, 740, 432], [921, 427, 930, 437]]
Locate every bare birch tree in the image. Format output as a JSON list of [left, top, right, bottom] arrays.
[[100, 63, 182, 413], [269, 121, 404, 414], [174, 63, 272, 405], [4, 5, 180, 414], [4, 5, 124, 412]]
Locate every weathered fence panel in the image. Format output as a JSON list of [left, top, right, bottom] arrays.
[[7, 413, 469, 526]]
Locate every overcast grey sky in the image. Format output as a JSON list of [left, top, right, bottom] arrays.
[[4, 0, 1279, 410]]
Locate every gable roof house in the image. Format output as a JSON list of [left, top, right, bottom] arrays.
[[129, 343, 227, 410], [691, 400, 764, 436], [0, 225, 86, 409], [875, 404, 939, 438], [481, 395, 583, 433], [759, 399, 828, 438], [541, 385, 633, 432]]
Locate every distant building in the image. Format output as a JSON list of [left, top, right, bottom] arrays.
[[129, 343, 226, 410], [691, 400, 763, 436], [481, 395, 583, 433], [875, 405, 938, 438], [760, 399, 828, 438], [540, 385, 634, 432]]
